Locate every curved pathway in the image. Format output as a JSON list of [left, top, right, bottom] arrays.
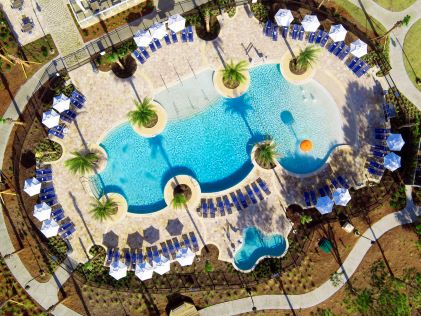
[[199, 186, 420, 315], [348, 0, 421, 107]]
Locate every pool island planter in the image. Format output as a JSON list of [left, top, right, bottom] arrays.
[[99, 192, 128, 225], [163, 175, 201, 210], [251, 143, 280, 172], [280, 51, 316, 84], [130, 102, 168, 138], [213, 69, 250, 98]]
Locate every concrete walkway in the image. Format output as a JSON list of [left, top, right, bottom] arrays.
[[199, 186, 420, 315], [348, 0, 421, 107]]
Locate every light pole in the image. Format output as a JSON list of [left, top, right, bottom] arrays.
[[354, 229, 375, 244], [246, 287, 257, 312], [24, 269, 45, 290]]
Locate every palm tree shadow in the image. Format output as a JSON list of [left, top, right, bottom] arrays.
[[223, 94, 255, 137]]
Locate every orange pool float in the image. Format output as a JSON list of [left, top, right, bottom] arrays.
[[300, 139, 313, 152]]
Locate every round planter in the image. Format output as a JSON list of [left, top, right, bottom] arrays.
[[163, 175, 201, 210], [251, 143, 280, 172], [280, 51, 316, 84], [130, 102, 168, 138], [99, 192, 128, 225], [213, 68, 250, 98]]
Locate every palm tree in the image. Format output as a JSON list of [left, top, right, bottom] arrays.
[[89, 197, 118, 222], [300, 214, 313, 225], [374, 15, 411, 40], [127, 97, 157, 128], [0, 116, 25, 126], [64, 151, 98, 175], [203, 7, 214, 33], [255, 139, 279, 169], [293, 46, 320, 72], [172, 193, 187, 209], [221, 60, 248, 89]]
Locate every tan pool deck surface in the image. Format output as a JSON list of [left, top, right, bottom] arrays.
[[50, 6, 386, 264]]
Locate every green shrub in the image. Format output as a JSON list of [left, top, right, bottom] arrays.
[[185, 14, 201, 26], [389, 186, 406, 209], [250, 2, 268, 23], [34, 139, 63, 162]]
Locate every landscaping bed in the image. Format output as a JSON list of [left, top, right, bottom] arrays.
[[403, 18, 421, 92]]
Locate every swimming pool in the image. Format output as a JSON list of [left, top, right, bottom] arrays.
[[94, 64, 343, 213], [233, 226, 288, 272]]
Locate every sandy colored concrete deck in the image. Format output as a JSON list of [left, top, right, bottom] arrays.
[[50, 6, 386, 264]]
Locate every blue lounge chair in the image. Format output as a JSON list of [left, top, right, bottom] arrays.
[[131, 252, 137, 270], [264, 20, 272, 36], [61, 226, 76, 239], [172, 238, 181, 251], [137, 252, 144, 264], [167, 241, 175, 257], [338, 45, 350, 60], [71, 90, 86, 103], [181, 28, 187, 42], [257, 178, 271, 195], [183, 235, 191, 249], [347, 57, 360, 70], [319, 33, 329, 47], [323, 185, 331, 196], [373, 144, 388, 151], [298, 26, 304, 40], [45, 199, 58, 206], [139, 47, 150, 58], [333, 42, 345, 55], [369, 160, 384, 170], [375, 133, 388, 140], [105, 248, 113, 266], [37, 175, 53, 182], [51, 207, 64, 217], [314, 30, 323, 44], [237, 190, 248, 208], [375, 128, 390, 134], [36, 168, 52, 176], [282, 26, 288, 38], [59, 222, 73, 233], [188, 25, 193, 42], [368, 167, 383, 176], [148, 42, 156, 52], [308, 31, 316, 43], [352, 60, 365, 74], [310, 191, 317, 205], [152, 248, 159, 260], [272, 26, 278, 41], [164, 33, 171, 45], [223, 196, 232, 213], [132, 49, 145, 64], [245, 185, 257, 204], [53, 212, 64, 222], [113, 250, 120, 263], [337, 176, 349, 189], [356, 64, 370, 77], [171, 31, 178, 43], [201, 199, 208, 217], [40, 193, 55, 202], [319, 188, 326, 197], [331, 179, 340, 189], [146, 248, 153, 262], [230, 192, 242, 211], [70, 98, 83, 109], [153, 38, 162, 49], [290, 24, 298, 40], [60, 110, 77, 123], [251, 182, 264, 201], [217, 198, 225, 216], [40, 186, 54, 194], [161, 244, 170, 258], [189, 232, 199, 251], [124, 249, 131, 266], [328, 41, 339, 53], [48, 129, 64, 139], [304, 192, 311, 207], [372, 150, 386, 158], [209, 200, 216, 217]]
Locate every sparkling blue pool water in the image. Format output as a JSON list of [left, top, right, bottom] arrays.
[[233, 227, 287, 271], [94, 64, 343, 213]]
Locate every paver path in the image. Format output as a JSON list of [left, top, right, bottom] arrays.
[[348, 0, 421, 107], [199, 186, 420, 315]]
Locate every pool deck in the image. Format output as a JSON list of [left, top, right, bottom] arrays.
[[50, 6, 386, 264]]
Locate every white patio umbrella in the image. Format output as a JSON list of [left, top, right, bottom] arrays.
[[274, 9, 294, 27], [332, 188, 352, 206], [350, 39, 368, 57], [133, 29, 153, 47], [328, 24, 347, 42], [40, 219, 59, 238], [52, 94, 70, 113], [168, 14, 186, 33], [384, 152, 401, 171], [153, 255, 170, 275], [135, 261, 154, 281], [301, 15, 320, 32], [42, 110, 60, 128], [316, 196, 334, 215], [33, 202, 52, 221], [23, 177, 41, 196], [149, 22, 166, 40], [176, 247, 195, 266], [109, 261, 127, 280], [386, 133, 405, 151]]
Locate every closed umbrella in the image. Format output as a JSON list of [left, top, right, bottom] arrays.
[[109, 261, 127, 280], [133, 29, 153, 47], [350, 39, 367, 57], [42, 110, 60, 128], [384, 152, 401, 171], [386, 133, 405, 151], [333, 188, 351, 206], [316, 196, 334, 215], [168, 14, 186, 33], [274, 9, 293, 27], [135, 261, 154, 281], [153, 255, 170, 275], [33, 202, 52, 221], [176, 247, 195, 266], [52, 94, 70, 113], [328, 24, 347, 42], [23, 177, 41, 196], [301, 15, 320, 32], [40, 219, 59, 238], [149, 22, 166, 40]]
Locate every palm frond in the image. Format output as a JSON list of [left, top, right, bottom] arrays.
[[296, 46, 320, 71], [255, 140, 279, 169], [128, 97, 156, 128], [171, 193, 187, 209], [89, 197, 118, 222], [64, 151, 98, 175], [221, 60, 248, 86]]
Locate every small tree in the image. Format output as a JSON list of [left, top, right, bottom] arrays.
[[300, 214, 313, 225], [89, 197, 118, 222], [172, 193, 187, 209], [127, 97, 157, 128], [221, 60, 248, 89], [204, 260, 213, 273], [0, 116, 24, 126], [255, 139, 279, 169], [64, 151, 98, 175], [374, 15, 411, 40], [293, 46, 320, 72]]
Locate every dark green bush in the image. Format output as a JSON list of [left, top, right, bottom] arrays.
[[250, 3, 268, 23]]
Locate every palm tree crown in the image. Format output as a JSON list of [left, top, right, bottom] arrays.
[[295, 46, 320, 71], [172, 193, 187, 209], [89, 197, 118, 222], [127, 97, 157, 128], [255, 140, 279, 169], [64, 151, 98, 175], [221, 60, 248, 88]]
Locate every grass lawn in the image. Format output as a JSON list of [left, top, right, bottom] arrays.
[[373, 0, 417, 12], [403, 18, 421, 92]]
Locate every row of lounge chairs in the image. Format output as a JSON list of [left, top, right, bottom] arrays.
[[366, 127, 390, 178], [199, 178, 271, 217], [132, 26, 194, 64], [104, 232, 199, 268], [381, 90, 396, 121], [303, 175, 349, 207]]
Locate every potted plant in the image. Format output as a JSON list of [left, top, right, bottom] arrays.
[[254, 139, 279, 169], [89, 197, 118, 222], [64, 150, 99, 175], [289, 46, 320, 75], [171, 184, 192, 209], [221, 60, 248, 89], [128, 97, 158, 129]]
